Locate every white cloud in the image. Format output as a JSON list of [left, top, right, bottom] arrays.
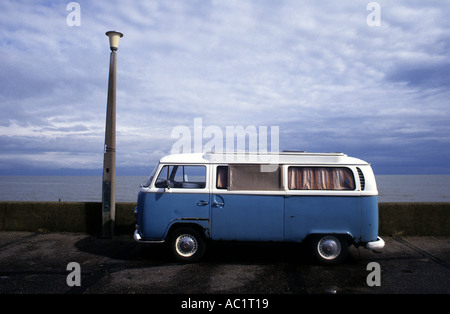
[[0, 0, 449, 174]]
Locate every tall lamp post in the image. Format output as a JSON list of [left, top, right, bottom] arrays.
[[102, 31, 123, 238]]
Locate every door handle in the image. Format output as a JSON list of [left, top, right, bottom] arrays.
[[213, 202, 224, 207], [197, 200, 209, 206]]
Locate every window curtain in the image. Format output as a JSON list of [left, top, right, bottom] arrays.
[[288, 167, 355, 190]]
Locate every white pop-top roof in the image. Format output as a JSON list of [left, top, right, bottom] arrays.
[[159, 151, 370, 166]]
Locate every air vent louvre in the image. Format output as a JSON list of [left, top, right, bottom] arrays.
[[357, 167, 365, 190]]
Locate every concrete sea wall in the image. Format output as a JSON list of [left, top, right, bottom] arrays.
[[0, 202, 135, 235], [0, 201, 449, 236], [378, 202, 450, 236]]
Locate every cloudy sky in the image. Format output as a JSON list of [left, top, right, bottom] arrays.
[[1, 0, 449, 175]]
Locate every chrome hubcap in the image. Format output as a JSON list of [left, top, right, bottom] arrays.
[[318, 236, 341, 260], [175, 234, 198, 257]]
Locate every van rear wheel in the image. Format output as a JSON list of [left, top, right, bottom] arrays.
[[310, 235, 348, 265], [169, 228, 206, 263]]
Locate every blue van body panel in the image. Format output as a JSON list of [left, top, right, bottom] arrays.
[[211, 194, 284, 241], [136, 190, 379, 244], [284, 195, 378, 243], [284, 196, 361, 242], [359, 196, 379, 243]]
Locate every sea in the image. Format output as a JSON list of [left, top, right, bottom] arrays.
[[0, 175, 449, 203]]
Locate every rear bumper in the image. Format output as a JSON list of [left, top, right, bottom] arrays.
[[365, 236, 385, 250]]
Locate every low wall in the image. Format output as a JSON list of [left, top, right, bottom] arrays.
[[378, 202, 450, 236], [0, 202, 135, 235], [0, 201, 449, 236]]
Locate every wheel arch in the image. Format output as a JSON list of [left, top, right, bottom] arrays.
[[304, 231, 355, 245], [166, 221, 209, 240]]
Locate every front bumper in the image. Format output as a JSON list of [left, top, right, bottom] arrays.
[[133, 229, 143, 241], [365, 236, 385, 251], [133, 230, 165, 244]]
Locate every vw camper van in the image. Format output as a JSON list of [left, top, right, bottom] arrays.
[[134, 152, 384, 264]]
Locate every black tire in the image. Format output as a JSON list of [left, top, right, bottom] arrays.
[[310, 234, 349, 265], [169, 227, 206, 263]]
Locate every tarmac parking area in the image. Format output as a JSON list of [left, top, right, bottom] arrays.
[[1, 231, 449, 295]]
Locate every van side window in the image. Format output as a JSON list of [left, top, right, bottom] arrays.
[[155, 166, 169, 188], [223, 164, 282, 191], [216, 166, 228, 189], [155, 165, 206, 189], [288, 167, 355, 190]]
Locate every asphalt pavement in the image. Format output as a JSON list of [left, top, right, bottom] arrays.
[[1, 231, 449, 296]]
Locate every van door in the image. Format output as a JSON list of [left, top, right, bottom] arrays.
[[211, 165, 284, 241], [140, 164, 210, 239], [211, 194, 284, 241]]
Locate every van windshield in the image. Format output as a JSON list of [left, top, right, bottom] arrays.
[[155, 165, 206, 189]]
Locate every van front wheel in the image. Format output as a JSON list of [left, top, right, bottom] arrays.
[[310, 235, 348, 265], [169, 228, 206, 263]]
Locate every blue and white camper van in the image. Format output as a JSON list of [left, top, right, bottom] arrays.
[[134, 152, 384, 264]]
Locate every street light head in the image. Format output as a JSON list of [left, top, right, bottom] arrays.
[[105, 31, 123, 51]]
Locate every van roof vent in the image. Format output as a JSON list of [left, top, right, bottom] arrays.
[[357, 167, 365, 190]]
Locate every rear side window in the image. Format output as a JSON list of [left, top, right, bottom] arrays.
[[216, 164, 283, 191], [155, 165, 206, 189], [288, 167, 355, 190]]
